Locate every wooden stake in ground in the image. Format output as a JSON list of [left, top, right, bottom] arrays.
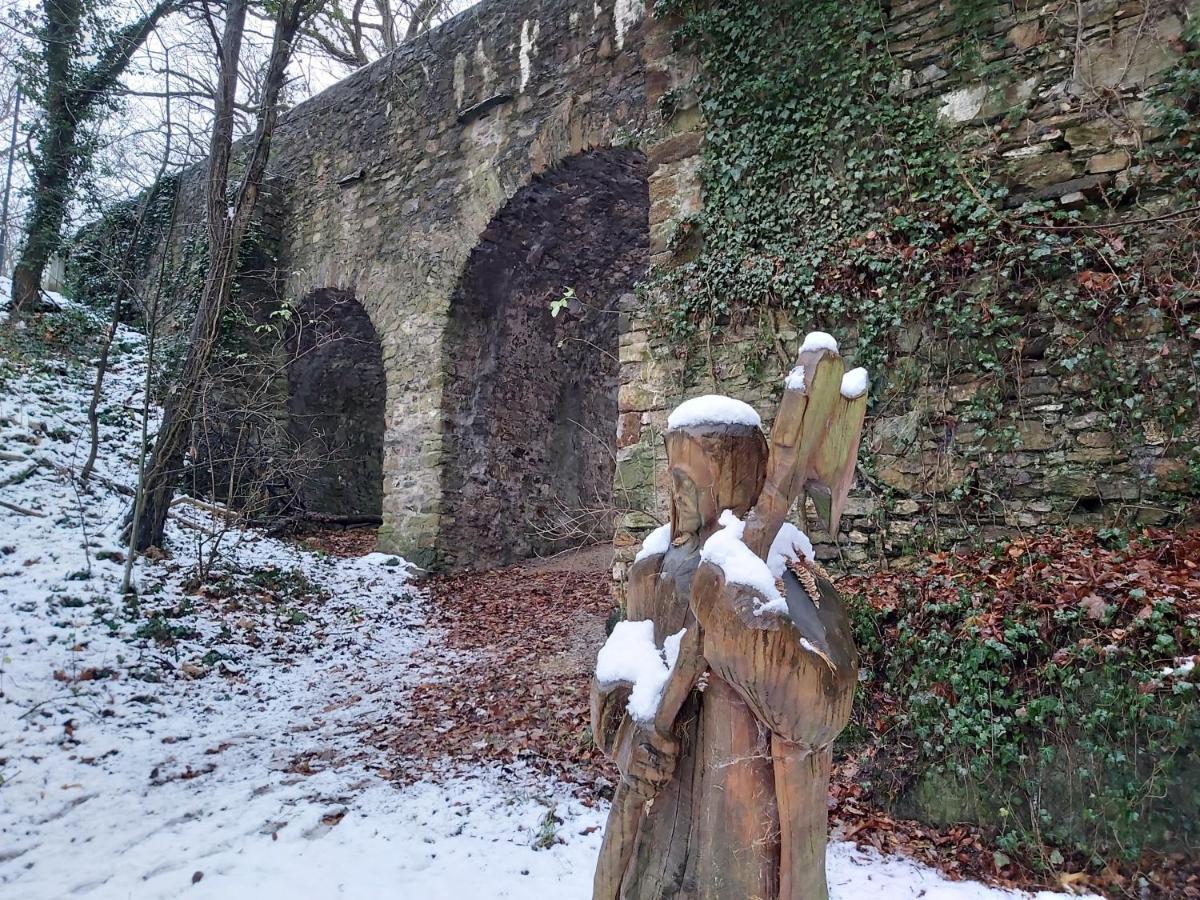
[[591, 332, 866, 900]]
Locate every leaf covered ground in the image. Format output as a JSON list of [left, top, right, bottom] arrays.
[[395, 531, 1199, 900]]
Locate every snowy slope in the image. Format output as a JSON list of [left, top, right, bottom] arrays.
[[0, 299, 1088, 899]]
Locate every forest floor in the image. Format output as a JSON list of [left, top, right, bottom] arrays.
[[0, 297, 1093, 898]]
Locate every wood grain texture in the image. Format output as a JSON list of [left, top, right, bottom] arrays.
[[593, 338, 864, 898]]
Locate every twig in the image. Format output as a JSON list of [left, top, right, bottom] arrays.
[[0, 499, 47, 517], [1011, 205, 1200, 232]]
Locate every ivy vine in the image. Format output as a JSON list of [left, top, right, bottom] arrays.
[[652, 0, 1200, 487]]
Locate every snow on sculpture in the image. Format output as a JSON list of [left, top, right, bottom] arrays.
[[590, 332, 869, 900]]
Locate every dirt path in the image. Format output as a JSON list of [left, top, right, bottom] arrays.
[[387, 547, 617, 795]]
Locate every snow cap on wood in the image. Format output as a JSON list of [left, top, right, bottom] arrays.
[[701, 510, 789, 617], [667, 395, 761, 431]]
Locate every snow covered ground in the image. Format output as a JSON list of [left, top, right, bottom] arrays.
[[0, 299, 1088, 898]]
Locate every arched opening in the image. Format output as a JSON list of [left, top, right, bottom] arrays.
[[285, 288, 386, 522], [439, 149, 649, 570]]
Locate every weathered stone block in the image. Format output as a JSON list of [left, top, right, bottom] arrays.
[[1097, 478, 1140, 501], [1086, 149, 1131, 174], [1046, 472, 1097, 497], [1006, 151, 1076, 188], [1077, 430, 1115, 448], [1016, 420, 1056, 450]]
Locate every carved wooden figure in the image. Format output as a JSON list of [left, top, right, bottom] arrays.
[[592, 333, 869, 900]]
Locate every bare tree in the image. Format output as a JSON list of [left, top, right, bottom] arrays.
[[130, 0, 324, 551], [300, 0, 454, 70], [81, 57, 177, 482]]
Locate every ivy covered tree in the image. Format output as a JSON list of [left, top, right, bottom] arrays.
[[10, 0, 180, 315]]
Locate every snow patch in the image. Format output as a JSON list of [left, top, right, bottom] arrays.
[[800, 331, 839, 354], [701, 510, 788, 617], [767, 522, 815, 577], [785, 364, 806, 391], [595, 621, 686, 722], [841, 366, 870, 399], [519, 20, 540, 91], [667, 394, 761, 431], [634, 522, 672, 563], [1160, 656, 1197, 678]]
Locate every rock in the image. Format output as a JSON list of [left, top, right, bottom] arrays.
[[1064, 119, 1113, 150], [1097, 478, 1140, 501], [1152, 458, 1191, 489], [1046, 472, 1097, 497], [1016, 421, 1056, 450], [1077, 431, 1115, 448], [1005, 151, 1076, 188], [937, 84, 988, 123], [1086, 149, 1131, 174], [1066, 412, 1106, 430], [870, 410, 923, 455], [1008, 22, 1043, 50]]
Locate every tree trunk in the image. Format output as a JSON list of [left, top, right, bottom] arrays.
[[10, 0, 80, 313], [123, 181, 182, 594], [131, 0, 314, 550], [10, 0, 176, 315], [11, 146, 73, 311]]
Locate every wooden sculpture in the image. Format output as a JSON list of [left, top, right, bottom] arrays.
[[592, 332, 869, 900]]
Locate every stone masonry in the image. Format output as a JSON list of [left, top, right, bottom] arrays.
[[614, 0, 1200, 590], [136, 0, 651, 567], [113, 0, 1196, 577]]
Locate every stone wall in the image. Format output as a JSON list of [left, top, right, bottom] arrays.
[[120, 0, 652, 567], [438, 149, 648, 570], [78, 0, 1196, 577], [269, 0, 648, 567], [615, 0, 1199, 587]]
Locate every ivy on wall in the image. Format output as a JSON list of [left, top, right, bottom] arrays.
[[646, 0, 1200, 872], [652, 0, 1200, 494], [64, 174, 182, 321], [845, 528, 1199, 871]]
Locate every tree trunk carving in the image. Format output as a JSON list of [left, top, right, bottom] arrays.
[[592, 332, 867, 900]]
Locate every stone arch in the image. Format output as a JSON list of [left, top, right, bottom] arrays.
[[285, 288, 387, 521], [437, 148, 649, 570]]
